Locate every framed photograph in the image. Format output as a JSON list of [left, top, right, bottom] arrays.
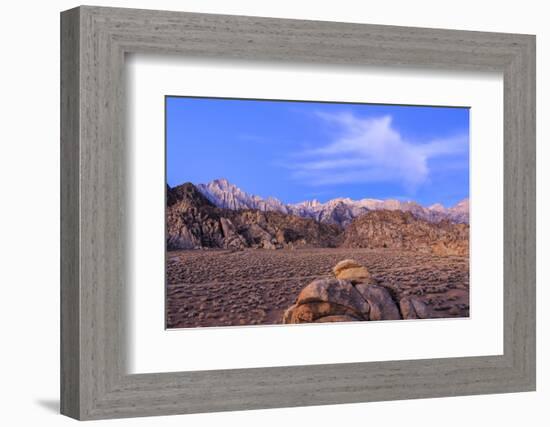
[[165, 96, 471, 329], [61, 6, 536, 420]]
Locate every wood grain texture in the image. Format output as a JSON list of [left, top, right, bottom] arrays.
[[60, 7, 80, 419], [60, 6, 536, 420]]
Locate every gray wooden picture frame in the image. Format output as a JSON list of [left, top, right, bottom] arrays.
[[60, 5, 536, 420]]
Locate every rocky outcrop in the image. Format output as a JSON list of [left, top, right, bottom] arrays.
[[342, 210, 469, 256], [219, 217, 247, 250], [166, 183, 226, 249], [282, 258, 469, 324], [167, 183, 342, 250], [283, 260, 401, 323], [230, 209, 342, 249]]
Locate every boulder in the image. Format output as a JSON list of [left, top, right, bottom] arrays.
[[219, 217, 246, 249], [285, 301, 365, 323], [283, 263, 406, 324], [399, 296, 429, 319], [332, 259, 371, 283], [332, 259, 360, 276], [355, 284, 401, 321], [295, 278, 370, 317], [282, 304, 298, 324]]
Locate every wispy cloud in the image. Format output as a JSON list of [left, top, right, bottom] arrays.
[[287, 112, 468, 193]]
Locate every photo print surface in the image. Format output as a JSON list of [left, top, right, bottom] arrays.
[[165, 96, 470, 329]]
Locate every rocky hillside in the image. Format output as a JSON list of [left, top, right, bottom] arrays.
[[195, 178, 469, 226], [167, 183, 469, 256], [167, 183, 342, 250], [342, 210, 469, 256]]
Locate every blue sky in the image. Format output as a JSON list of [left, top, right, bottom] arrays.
[[166, 97, 469, 207]]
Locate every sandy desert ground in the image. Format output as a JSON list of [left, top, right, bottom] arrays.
[[166, 248, 469, 328]]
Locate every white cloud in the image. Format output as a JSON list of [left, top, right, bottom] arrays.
[[289, 112, 468, 193]]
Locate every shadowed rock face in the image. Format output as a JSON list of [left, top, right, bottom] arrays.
[[166, 183, 342, 250]]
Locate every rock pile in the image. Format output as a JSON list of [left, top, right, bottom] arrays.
[[283, 259, 430, 323]]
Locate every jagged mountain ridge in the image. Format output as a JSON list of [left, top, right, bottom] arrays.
[[197, 178, 289, 214], [196, 178, 469, 226]]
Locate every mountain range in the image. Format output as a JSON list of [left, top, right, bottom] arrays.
[[196, 178, 469, 227], [166, 181, 469, 256]]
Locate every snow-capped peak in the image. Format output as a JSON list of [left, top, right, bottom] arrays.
[[194, 178, 469, 226]]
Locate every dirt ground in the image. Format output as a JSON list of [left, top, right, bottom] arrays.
[[166, 248, 469, 329]]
